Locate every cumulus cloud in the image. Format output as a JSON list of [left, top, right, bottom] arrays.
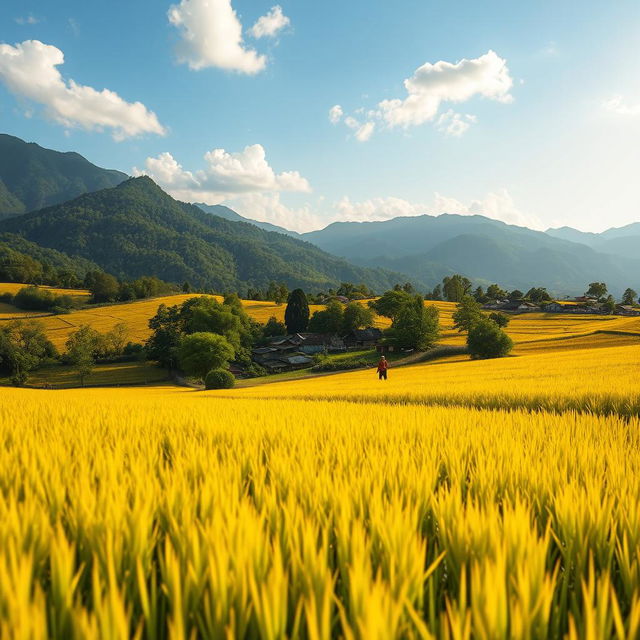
[[379, 50, 513, 128], [168, 0, 266, 73], [134, 144, 311, 202], [603, 95, 640, 116], [250, 5, 290, 39], [0, 40, 166, 140], [334, 50, 513, 141], [328, 104, 343, 124]]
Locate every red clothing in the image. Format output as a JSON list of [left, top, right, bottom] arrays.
[[377, 359, 388, 372]]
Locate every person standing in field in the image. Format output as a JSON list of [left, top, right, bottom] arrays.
[[377, 355, 388, 380]]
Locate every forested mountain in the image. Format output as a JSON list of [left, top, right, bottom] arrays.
[[195, 202, 300, 237], [547, 223, 640, 260], [302, 214, 640, 295], [0, 177, 412, 293], [0, 134, 127, 218]]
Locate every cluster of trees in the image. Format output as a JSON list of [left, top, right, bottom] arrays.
[[0, 318, 140, 387], [452, 296, 513, 358], [146, 295, 263, 387], [247, 281, 377, 305], [0, 243, 87, 289], [63, 323, 135, 385], [1, 286, 75, 313], [308, 300, 375, 335], [369, 289, 440, 350], [83, 272, 176, 304], [586, 282, 638, 310], [0, 320, 57, 385]]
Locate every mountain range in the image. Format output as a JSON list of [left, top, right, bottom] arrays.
[[0, 134, 127, 219], [0, 133, 637, 296], [0, 176, 408, 292], [301, 215, 640, 296]]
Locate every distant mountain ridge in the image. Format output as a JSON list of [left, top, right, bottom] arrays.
[[0, 134, 127, 218], [302, 214, 640, 296], [0, 177, 413, 293], [194, 203, 300, 237], [546, 223, 640, 260]]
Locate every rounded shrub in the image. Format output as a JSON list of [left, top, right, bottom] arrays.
[[467, 318, 514, 359], [204, 368, 236, 390]]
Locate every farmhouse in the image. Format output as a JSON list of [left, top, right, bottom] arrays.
[[343, 327, 383, 348], [616, 305, 640, 316]]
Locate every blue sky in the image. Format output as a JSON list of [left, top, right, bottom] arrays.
[[1, 0, 639, 232]]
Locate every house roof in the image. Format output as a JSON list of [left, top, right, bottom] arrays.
[[346, 327, 383, 341], [281, 355, 313, 365]]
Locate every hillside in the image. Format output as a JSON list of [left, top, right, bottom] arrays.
[[303, 214, 640, 295], [0, 177, 413, 293], [195, 202, 300, 237], [0, 134, 127, 218]]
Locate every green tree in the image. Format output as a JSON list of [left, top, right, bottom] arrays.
[[525, 287, 552, 303], [88, 272, 119, 303], [473, 286, 486, 303], [0, 320, 57, 385], [486, 284, 507, 300], [452, 295, 483, 333], [586, 282, 608, 301], [284, 289, 310, 333], [341, 302, 375, 334], [467, 318, 513, 359], [622, 288, 637, 306], [368, 289, 413, 322], [262, 316, 287, 338], [424, 284, 443, 301], [66, 325, 101, 385], [146, 303, 183, 368], [603, 295, 616, 314], [508, 290, 524, 300], [442, 274, 472, 302], [308, 300, 344, 334], [178, 333, 235, 379], [204, 369, 236, 389], [488, 312, 510, 328], [385, 296, 440, 350]]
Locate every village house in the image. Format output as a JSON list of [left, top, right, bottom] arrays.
[[343, 327, 383, 348], [615, 305, 640, 316]]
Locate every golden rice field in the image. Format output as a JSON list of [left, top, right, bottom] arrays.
[[2, 365, 640, 638], [1, 283, 639, 352]]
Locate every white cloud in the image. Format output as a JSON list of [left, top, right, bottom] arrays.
[[355, 121, 375, 142], [379, 50, 513, 128], [603, 95, 640, 116], [15, 14, 39, 25], [250, 5, 290, 39], [328, 104, 343, 124], [334, 50, 513, 141], [168, 0, 266, 73], [134, 144, 311, 202], [436, 110, 477, 137], [0, 40, 166, 140]]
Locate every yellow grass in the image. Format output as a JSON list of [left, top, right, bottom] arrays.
[[1, 382, 639, 637], [0, 282, 91, 299], [2, 286, 638, 354], [225, 337, 640, 416]]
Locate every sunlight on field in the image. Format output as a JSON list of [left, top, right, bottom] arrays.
[[0, 282, 91, 299], [1, 287, 639, 356], [1, 386, 639, 637], [226, 338, 640, 416]]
